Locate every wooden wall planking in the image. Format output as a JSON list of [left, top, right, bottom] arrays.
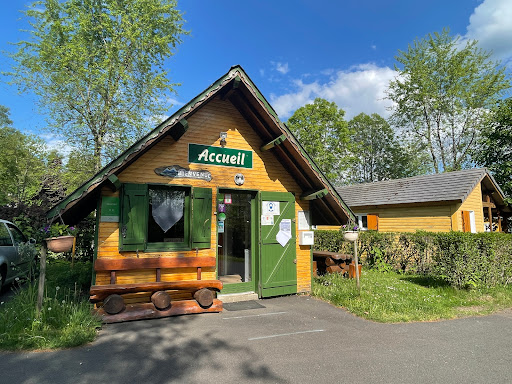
[[96, 96, 313, 295], [451, 182, 485, 232]]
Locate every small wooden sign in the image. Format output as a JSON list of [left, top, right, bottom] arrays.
[[101, 196, 119, 222], [155, 165, 212, 182]]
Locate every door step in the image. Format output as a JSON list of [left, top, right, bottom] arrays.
[[217, 292, 259, 303]]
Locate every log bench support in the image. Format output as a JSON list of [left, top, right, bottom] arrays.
[[90, 257, 223, 322], [313, 251, 357, 277]]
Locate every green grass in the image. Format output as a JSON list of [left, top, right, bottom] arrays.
[[312, 269, 512, 323], [0, 261, 101, 351]]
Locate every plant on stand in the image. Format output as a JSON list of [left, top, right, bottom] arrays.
[[340, 219, 361, 291], [41, 223, 78, 253]]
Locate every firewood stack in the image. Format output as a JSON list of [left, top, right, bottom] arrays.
[[313, 251, 361, 278]]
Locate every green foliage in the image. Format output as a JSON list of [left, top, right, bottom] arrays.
[[8, 0, 188, 171], [312, 269, 512, 323], [347, 113, 430, 182], [472, 98, 512, 204], [387, 28, 510, 173], [0, 120, 47, 206], [0, 261, 100, 351], [286, 98, 351, 184], [314, 230, 512, 289]]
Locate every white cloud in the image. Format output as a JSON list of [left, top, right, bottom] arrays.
[[271, 63, 396, 120], [465, 0, 512, 62], [40, 133, 73, 157], [272, 61, 290, 75]]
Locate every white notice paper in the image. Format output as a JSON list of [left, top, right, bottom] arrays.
[[262, 201, 280, 216], [298, 211, 310, 230], [276, 231, 291, 247], [276, 219, 292, 247], [261, 215, 274, 226]]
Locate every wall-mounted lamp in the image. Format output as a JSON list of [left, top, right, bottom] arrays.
[[220, 132, 227, 147]]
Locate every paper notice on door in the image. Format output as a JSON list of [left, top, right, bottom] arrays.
[[276, 231, 291, 247], [261, 215, 274, 226], [276, 219, 292, 246]]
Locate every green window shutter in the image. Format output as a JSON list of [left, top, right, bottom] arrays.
[[120, 183, 148, 251], [191, 187, 212, 249]]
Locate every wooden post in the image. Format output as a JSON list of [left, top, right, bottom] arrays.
[[36, 242, 47, 316], [353, 240, 360, 293], [71, 236, 76, 267]]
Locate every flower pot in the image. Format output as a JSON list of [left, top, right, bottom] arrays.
[[45, 236, 75, 253], [343, 231, 359, 242]]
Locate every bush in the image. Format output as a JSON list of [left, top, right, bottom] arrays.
[[314, 230, 512, 289]]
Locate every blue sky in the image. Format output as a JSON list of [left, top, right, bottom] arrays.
[[1, 0, 511, 151]]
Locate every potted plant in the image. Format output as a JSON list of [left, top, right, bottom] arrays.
[[42, 223, 78, 253], [341, 220, 359, 242]]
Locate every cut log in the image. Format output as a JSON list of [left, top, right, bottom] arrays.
[[194, 288, 214, 308], [89, 280, 223, 302], [151, 291, 171, 310], [326, 265, 342, 274], [103, 294, 125, 315], [96, 299, 223, 323], [325, 257, 336, 266]]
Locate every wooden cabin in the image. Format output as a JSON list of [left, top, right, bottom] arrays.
[[47, 65, 354, 322], [335, 169, 510, 233]]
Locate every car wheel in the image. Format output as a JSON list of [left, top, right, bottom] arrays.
[[0, 266, 6, 292]]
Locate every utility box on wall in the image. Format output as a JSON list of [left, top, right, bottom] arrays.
[[299, 231, 314, 246]]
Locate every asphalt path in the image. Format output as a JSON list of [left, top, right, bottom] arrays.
[[1, 295, 511, 384]]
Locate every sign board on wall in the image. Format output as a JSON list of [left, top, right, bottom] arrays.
[[188, 144, 253, 169], [101, 196, 119, 222]]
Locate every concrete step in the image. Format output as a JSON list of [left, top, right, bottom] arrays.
[[217, 291, 259, 303]]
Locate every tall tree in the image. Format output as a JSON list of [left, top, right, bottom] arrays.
[[0, 106, 47, 207], [286, 98, 351, 184], [8, 0, 188, 172], [472, 98, 512, 202], [387, 28, 510, 173], [347, 113, 430, 183]]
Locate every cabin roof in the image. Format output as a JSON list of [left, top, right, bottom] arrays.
[[336, 168, 509, 211], [48, 65, 355, 225]]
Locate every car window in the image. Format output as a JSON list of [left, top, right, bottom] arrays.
[[6, 223, 27, 245], [0, 223, 13, 246]]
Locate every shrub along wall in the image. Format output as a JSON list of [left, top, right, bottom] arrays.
[[314, 230, 512, 289]]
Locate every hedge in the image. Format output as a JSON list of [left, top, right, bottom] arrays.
[[313, 230, 512, 289]]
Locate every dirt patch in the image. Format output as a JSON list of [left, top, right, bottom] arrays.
[[456, 306, 487, 313]]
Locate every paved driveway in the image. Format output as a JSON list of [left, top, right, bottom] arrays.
[[1, 295, 511, 384]]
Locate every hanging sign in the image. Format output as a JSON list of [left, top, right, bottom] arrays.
[[218, 221, 225, 233], [100, 196, 119, 222], [218, 213, 227, 222], [218, 203, 226, 213], [224, 194, 232, 204], [262, 201, 280, 216], [276, 219, 292, 247], [154, 165, 212, 182], [188, 144, 253, 169]]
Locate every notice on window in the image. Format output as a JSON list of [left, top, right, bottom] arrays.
[[298, 211, 310, 230], [276, 219, 292, 247], [261, 215, 274, 226], [262, 201, 280, 216]]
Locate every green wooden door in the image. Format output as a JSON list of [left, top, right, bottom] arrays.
[[259, 191, 297, 297]]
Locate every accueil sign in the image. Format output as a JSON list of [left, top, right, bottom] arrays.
[[188, 143, 253, 169]]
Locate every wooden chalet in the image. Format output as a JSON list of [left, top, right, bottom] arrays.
[[335, 168, 510, 233], [47, 65, 354, 322]]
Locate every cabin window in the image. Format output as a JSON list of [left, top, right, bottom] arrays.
[[147, 186, 189, 248], [355, 213, 379, 231], [119, 183, 212, 252]]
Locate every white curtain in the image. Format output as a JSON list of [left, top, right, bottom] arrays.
[[150, 189, 184, 232]]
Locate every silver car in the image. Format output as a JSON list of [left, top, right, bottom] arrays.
[[0, 219, 36, 290]]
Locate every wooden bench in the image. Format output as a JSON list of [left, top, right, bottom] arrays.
[[90, 256, 223, 323]]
